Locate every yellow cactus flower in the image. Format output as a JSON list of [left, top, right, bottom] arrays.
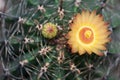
[[67, 10, 111, 56], [42, 23, 58, 39]]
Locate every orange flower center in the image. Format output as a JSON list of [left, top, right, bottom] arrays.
[[79, 27, 94, 44]]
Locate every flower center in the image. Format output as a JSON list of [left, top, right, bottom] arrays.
[[47, 26, 53, 33], [84, 30, 92, 38], [79, 27, 94, 44]]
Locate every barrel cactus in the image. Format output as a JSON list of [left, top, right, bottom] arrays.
[[0, 0, 120, 80]]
